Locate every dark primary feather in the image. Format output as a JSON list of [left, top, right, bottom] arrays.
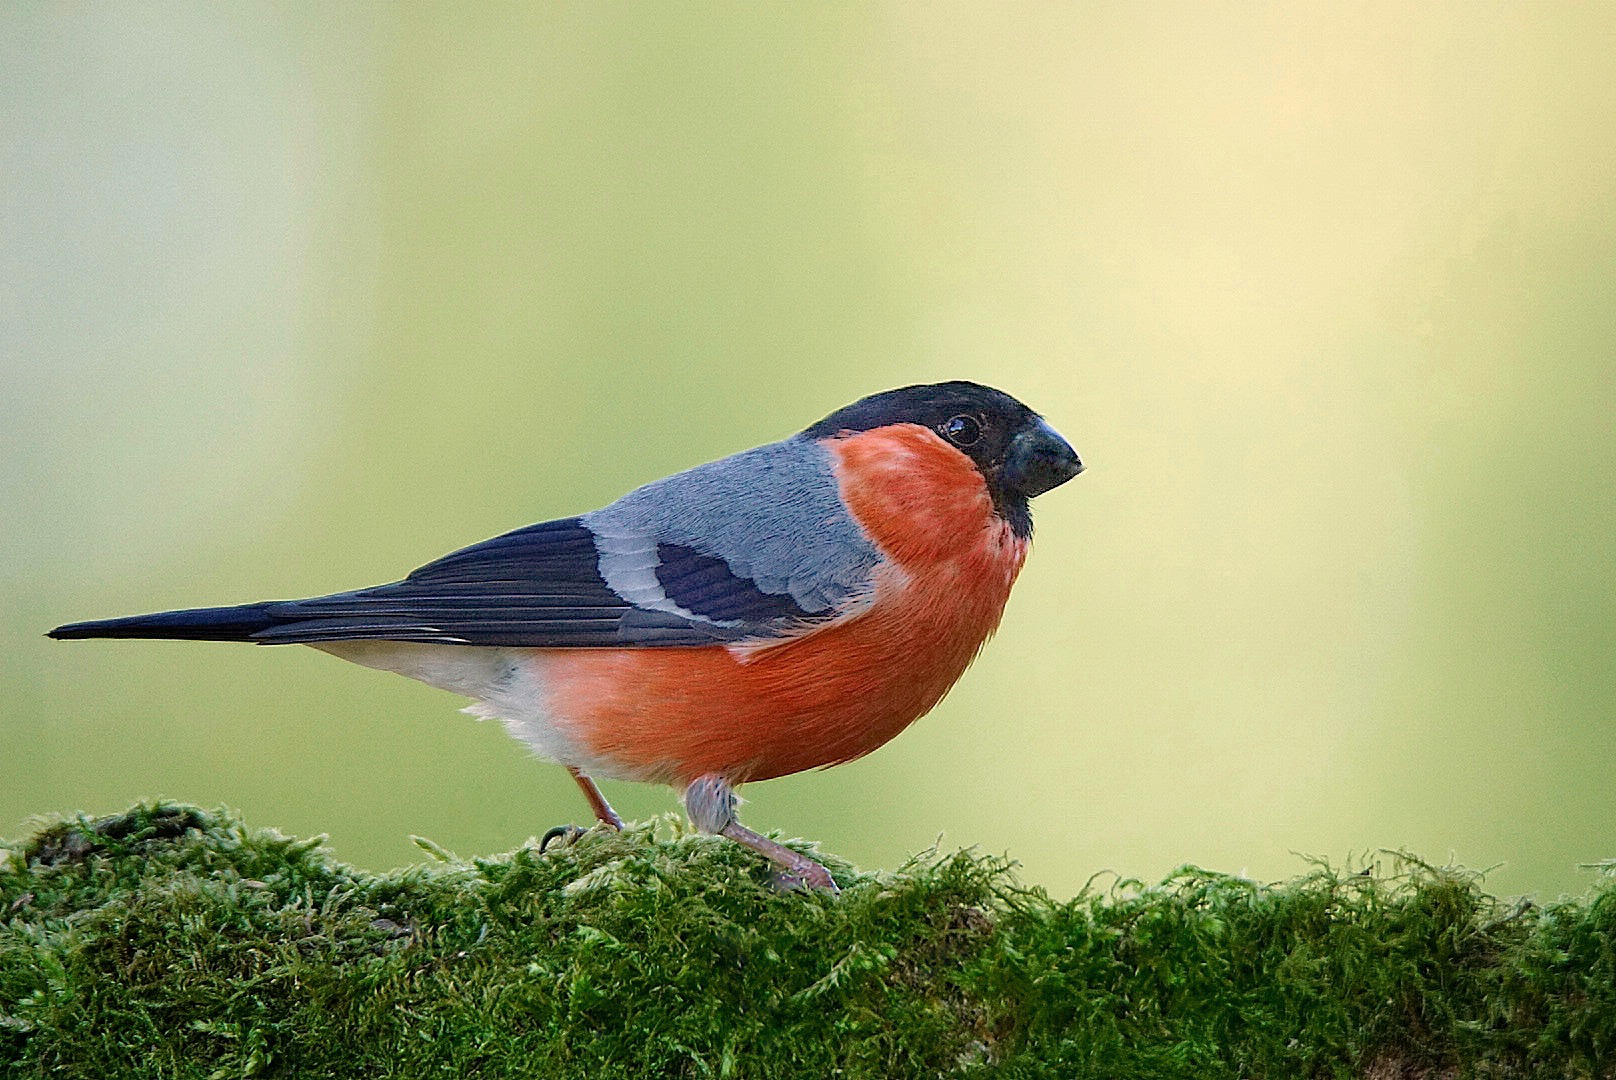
[[49, 517, 826, 648]]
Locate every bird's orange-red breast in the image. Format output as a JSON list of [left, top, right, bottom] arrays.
[[542, 423, 1031, 785]]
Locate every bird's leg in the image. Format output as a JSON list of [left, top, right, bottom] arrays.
[[722, 822, 840, 894], [542, 767, 625, 851], [568, 766, 625, 829], [683, 774, 839, 894]]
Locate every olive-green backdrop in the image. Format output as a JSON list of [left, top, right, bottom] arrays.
[[4, 4, 1612, 900]]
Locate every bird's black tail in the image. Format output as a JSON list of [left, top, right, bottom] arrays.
[[48, 603, 284, 643]]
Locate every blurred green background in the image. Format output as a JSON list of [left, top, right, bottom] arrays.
[[4, 5, 1613, 900]]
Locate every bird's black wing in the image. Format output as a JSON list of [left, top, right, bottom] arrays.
[[49, 517, 821, 648]]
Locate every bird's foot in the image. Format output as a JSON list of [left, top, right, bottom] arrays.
[[539, 810, 627, 853], [723, 821, 840, 895], [683, 774, 840, 894], [770, 863, 840, 895], [538, 824, 587, 852]]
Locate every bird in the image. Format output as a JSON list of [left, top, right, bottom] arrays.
[[50, 381, 1082, 891]]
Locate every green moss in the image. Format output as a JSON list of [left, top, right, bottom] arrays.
[[1, 805, 1612, 1078]]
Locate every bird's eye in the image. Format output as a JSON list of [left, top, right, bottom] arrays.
[[941, 414, 982, 447]]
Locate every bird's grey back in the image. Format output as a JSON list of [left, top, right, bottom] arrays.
[[584, 435, 883, 621]]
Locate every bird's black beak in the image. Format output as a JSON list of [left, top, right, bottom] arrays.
[[1002, 418, 1083, 498]]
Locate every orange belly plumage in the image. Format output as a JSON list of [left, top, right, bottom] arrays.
[[537, 424, 1030, 785]]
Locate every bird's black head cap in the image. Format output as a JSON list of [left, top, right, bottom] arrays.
[[802, 380, 1082, 537]]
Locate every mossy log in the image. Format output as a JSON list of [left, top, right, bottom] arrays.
[[1, 804, 1612, 1078]]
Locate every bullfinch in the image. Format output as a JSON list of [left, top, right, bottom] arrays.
[[50, 381, 1082, 891]]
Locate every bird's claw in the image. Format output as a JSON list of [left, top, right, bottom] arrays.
[[538, 824, 588, 852], [771, 866, 840, 895]]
